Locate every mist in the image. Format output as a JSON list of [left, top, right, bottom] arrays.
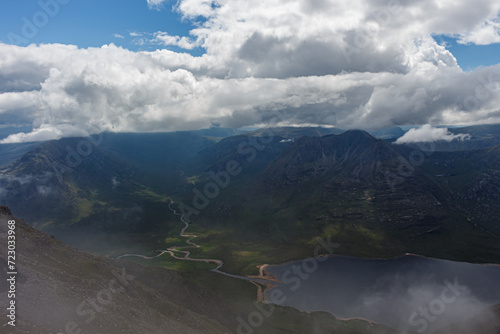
[[264, 255, 500, 333]]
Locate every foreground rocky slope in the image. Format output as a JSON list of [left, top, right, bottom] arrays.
[[0, 206, 229, 334]]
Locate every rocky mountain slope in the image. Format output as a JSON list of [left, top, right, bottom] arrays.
[[0, 206, 230, 334], [188, 130, 500, 268], [260, 130, 449, 232]]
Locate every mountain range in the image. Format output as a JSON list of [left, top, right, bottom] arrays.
[[1, 125, 500, 333], [0, 126, 499, 264]]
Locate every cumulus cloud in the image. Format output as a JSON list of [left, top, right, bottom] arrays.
[[395, 124, 471, 144], [152, 32, 200, 49], [458, 17, 500, 45], [0, 0, 499, 143]]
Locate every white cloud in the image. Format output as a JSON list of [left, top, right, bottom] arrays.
[[36, 185, 55, 196], [113, 34, 125, 39], [0, 172, 57, 200], [147, 0, 167, 10], [112, 176, 120, 189], [0, 124, 90, 144], [395, 124, 471, 144], [0, 0, 500, 143], [458, 18, 500, 45], [152, 32, 200, 49], [0, 91, 38, 112], [175, 0, 217, 19]]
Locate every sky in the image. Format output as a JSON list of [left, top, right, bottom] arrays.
[[0, 0, 499, 143]]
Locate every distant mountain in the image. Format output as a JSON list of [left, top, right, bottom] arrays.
[[0, 142, 40, 166], [98, 132, 218, 192], [0, 127, 240, 169], [450, 123, 500, 140], [0, 125, 32, 141], [225, 130, 450, 243], [192, 126, 346, 175], [2, 127, 500, 272], [246, 126, 345, 139], [99, 131, 223, 170], [0, 136, 183, 253], [263, 130, 399, 185], [193, 133, 290, 176], [188, 126, 250, 138], [366, 127, 405, 139], [187, 130, 500, 265]]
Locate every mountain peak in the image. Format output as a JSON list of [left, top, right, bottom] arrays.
[[336, 129, 377, 141], [262, 129, 393, 187]]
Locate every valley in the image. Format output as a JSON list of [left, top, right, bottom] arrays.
[[2, 2, 500, 332], [1, 125, 500, 333]]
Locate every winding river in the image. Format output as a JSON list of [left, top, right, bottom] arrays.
[[118, 201, 500, 332], [117, 200, 277, 286]]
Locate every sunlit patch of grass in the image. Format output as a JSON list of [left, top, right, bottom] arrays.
[[186, 175, 201, 184], [71, 198, 94, 224], [134, 187, 170, 202], [164, 236, 183, 244], [234, 250, 257, 257]]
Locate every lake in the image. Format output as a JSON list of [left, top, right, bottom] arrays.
[[263, 255, 500, 333]]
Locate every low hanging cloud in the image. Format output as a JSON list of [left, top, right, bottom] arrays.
[[395, 124, 471, 144], [0, 0, 500, 143], [0, 124, 90, 144]]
